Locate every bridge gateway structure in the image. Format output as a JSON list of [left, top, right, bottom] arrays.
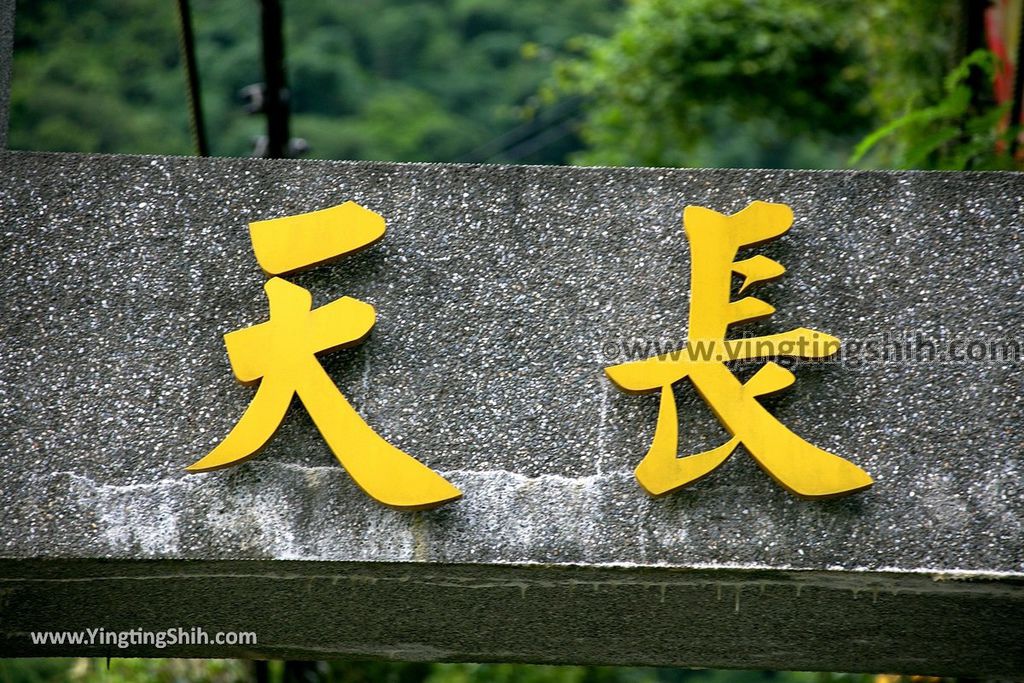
[[0, 1, 1021, 676]]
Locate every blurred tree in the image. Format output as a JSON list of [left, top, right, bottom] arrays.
[[9, 0, 193, 154], [551, 0, 873, 168], [850, 1, 1020, 170], [552, 0, 1013, 170], [855, 0, 966, 127], [0, 659, 889, 683], [9, 0, 622, 164], [850, 49, 1017, 170]]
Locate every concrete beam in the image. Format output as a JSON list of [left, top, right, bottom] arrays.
[[0, 151, 1021, 674], [1, 559, 1020, 676]]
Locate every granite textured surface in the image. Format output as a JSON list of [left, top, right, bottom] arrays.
[[0, 151, 1021, 575]]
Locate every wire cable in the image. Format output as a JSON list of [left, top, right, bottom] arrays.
[[174, 0, 209, 156], [457, 97, 582, 163]]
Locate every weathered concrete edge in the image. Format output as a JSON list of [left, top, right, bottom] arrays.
[[2, 548, 1021, 581], [7, 147, 1024, 178], [1, 559, 1021, 676]]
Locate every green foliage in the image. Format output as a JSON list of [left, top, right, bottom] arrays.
[[854, 0, 963, 125], [0, 659, 70, 683], [9, 0, 193, 155], [552, 0, 873, 168], [10, 0, 1011, 170], [422, 665, 876, 683], [0, 660, 888, 683], [0, 658, 248, 683], [850, 50, 1017, 170], [552, 0, 1013, 171], [10, 0, 621, 163]]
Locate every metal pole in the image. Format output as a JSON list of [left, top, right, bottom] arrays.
[[259, 0, 290, 158], [175, 0, 209, 156]]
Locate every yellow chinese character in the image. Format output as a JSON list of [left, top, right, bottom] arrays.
[[187, 201, 462, 511], [606, 201, 872, 499]]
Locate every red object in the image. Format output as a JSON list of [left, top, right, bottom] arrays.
[[985, 1, 1014, 106]]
